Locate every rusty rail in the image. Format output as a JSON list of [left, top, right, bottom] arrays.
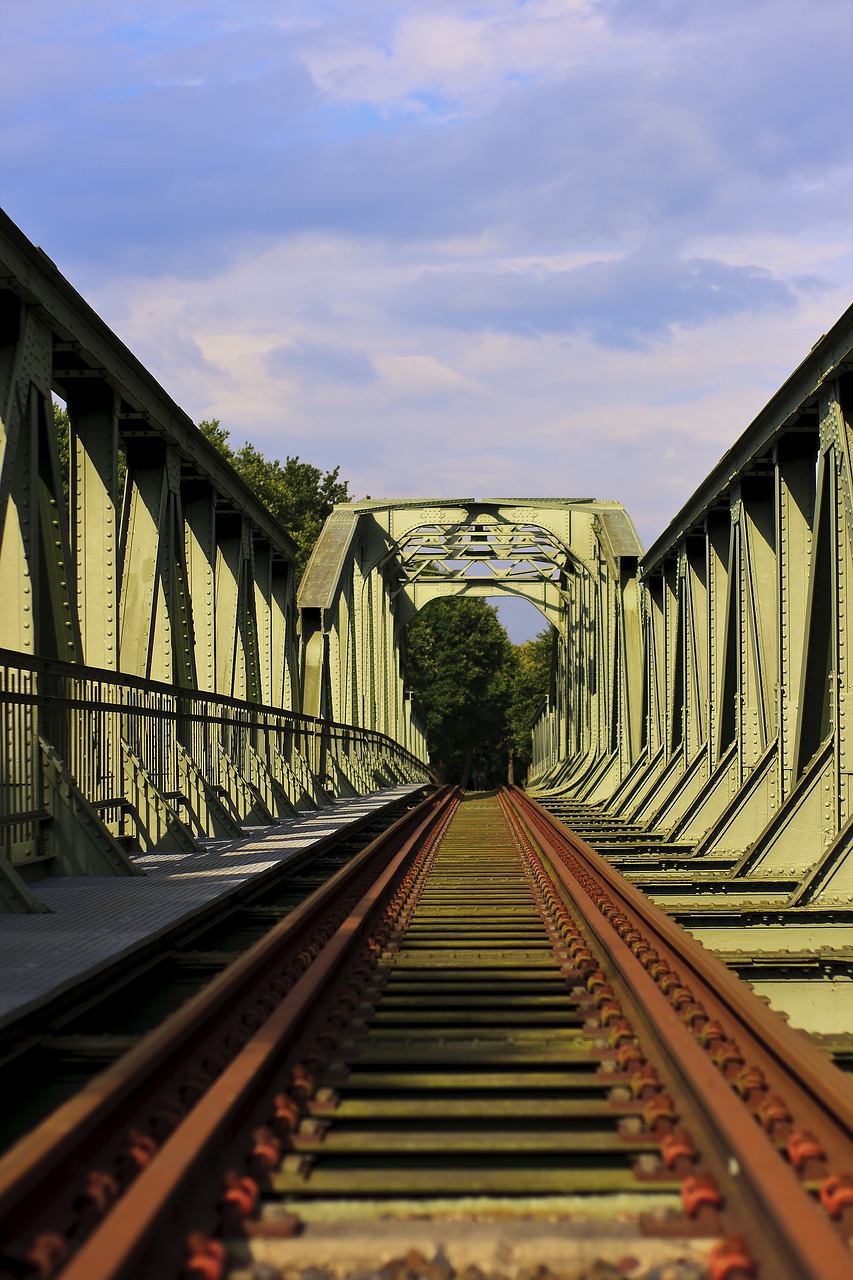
[[0, 787, 458, 1279], [502, 786, 853, 1279]]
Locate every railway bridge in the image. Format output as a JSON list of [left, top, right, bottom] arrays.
[[1, 207, 853, 1279]]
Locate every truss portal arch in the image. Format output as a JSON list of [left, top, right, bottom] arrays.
[[298, 498, 644, 792]]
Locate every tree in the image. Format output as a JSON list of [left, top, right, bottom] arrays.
[[54, 404, 71, 481], [507, 628, 555, 781], [406, 601, 554, 788], [199, 420, 349, 580], [405, 597, 516, 788]]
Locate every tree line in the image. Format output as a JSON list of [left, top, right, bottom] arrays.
[[54, 405, 552, 784], [407, 599, 552, 788]]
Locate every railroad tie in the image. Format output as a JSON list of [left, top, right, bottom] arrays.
[[273, 793, 676, 1200]]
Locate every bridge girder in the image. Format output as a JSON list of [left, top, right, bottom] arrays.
[[545, 303, 853, 910]]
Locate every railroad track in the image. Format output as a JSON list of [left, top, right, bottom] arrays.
[[0, 789, 851, 1280]]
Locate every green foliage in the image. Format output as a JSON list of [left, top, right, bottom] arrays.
[[406, 597, 511, 787], [54, 404, 71, 481], [406, 598, 554, 787], [199, 419, 349, 580], [507, 628, 554, 777], [404, 598, 549, 787]]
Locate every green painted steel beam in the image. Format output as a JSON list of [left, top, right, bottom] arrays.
[[642, 301, 853, 574], [0, 209, 430, 902]]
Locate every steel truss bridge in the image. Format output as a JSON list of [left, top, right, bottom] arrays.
[[4, 210, 853, 1279], [2, 204, 853, 1028]]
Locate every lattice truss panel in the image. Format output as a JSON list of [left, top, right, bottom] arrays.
[[391, 521, 571, 589]]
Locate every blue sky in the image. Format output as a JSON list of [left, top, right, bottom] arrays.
[[3, 1, 852, 639]]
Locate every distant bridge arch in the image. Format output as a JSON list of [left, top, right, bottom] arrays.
[[297, 497, 645, 789]]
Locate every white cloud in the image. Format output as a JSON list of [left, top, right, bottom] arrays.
[[78, 229, 853, 547], [303, 2, 608, 112], [373, 353, 477, 394], [3, 0, 851, 561]]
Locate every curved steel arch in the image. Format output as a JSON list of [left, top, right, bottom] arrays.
[[298, 497, 645, 794]]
